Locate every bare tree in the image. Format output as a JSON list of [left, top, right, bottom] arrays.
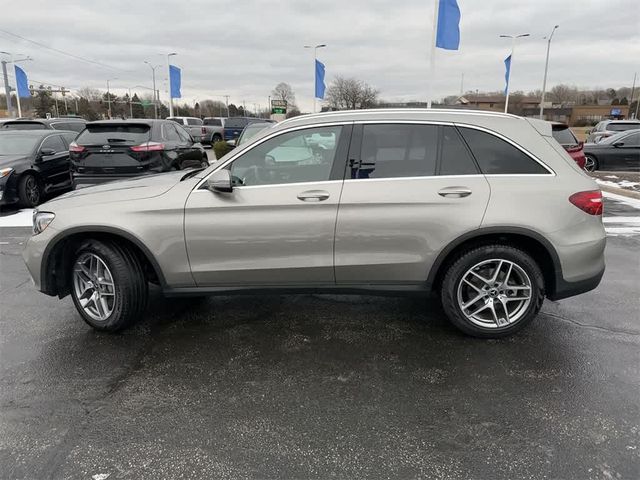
[[325, 76, 379, 110], [199, 99, 227, 117], [271, 82, 296, 108], [549, 84, 577, 106], [76, 87, 102, 102]]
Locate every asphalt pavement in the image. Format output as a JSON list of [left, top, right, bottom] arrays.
[[0, 196, 638, 479]]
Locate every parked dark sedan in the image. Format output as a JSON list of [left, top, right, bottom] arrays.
[[583, 129, 640, 172], [0, 130, 78, 207], [70, 119, 208, 187], [2, 117, 87, 133], [223, 117, 275, 141]]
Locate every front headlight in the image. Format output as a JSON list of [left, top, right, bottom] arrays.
[[0, 167, 13, 178], [33, 211, 55, 235]]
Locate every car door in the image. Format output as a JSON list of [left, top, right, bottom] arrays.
[[613, 131, 640, 171], [36, 134, 72, 190], [334, 123, 491, 284], [184, 124, 352, 286], [174, 124, 202, 165]]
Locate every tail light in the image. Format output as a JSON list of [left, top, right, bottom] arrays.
[[69, 142, 85, 153], [130, 142, 165, 152], [565, 141, 584, 153], [569, 190, 603, 215]]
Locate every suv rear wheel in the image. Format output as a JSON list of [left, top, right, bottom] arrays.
[[70, 240, 148, 332], [440, 245, 544, 338]]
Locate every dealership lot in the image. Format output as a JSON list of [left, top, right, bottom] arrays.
[[0, 195, 638, 479]]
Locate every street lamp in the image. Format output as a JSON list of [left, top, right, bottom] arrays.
[[539, 25, 559, 119], [304, 44, 326, 113], [0, 51, 33, 118], [499, 33, 530, 113], [166, 53, 177, 117], [144, 60, 161, 119], [106, 78, 118, 119]]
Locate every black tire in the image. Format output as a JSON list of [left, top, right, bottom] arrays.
[[18, 174, 42, 208], [212, 134, 222, 143], [70, 240, 148, 332], [440, 245, 545, 338], [584, 154, 599, 172], [201, 155, 209, 168]]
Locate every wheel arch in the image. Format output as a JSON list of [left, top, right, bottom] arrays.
[[427, 227, 562, 298], [41, 226, 167, 298]]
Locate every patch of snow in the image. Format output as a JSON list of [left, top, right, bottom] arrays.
[[92, 475, 110, 480], [618, 180, 640, 188], [604, 175, 619, 179], [0, 209, 33, 227]]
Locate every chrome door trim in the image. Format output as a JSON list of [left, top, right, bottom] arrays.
[[191, 179, 344, 193]]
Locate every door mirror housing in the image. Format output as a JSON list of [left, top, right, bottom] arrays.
[[612, 141, 624, 148], [40, 148, 56, 157], [206, 169, 233, 193]]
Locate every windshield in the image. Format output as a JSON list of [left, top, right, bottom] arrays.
[[237, 123, 272, 146], [2, 122, 48, 130], [608, 123, 640, 132], [0, 134, 39, 155], [76, 124, 151, 145]]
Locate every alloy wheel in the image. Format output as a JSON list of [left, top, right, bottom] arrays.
[[25, 176, 40, 205], [72, 253, 116, 322], [456, 259, 532, 328], [584, 155, 596, 172]]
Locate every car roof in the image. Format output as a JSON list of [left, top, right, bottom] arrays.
[[603, 119, 640, 124], [85, 119, 160, 126]]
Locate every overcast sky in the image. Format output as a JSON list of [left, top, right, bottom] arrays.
[[3, 0, 639, 112]]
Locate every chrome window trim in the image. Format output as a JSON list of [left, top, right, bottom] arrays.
[[194, 122, 352, 190], [342, 174, 486, 184], [192, 179, 344, 193]]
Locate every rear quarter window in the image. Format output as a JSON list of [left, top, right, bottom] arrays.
[[204, 119, 222, 126], [459, 127, 549, 175]]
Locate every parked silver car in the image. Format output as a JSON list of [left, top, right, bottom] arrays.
[[23, 109, 605, 338], [586, 119, 640, 144]]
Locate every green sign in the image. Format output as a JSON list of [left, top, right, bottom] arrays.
[[271, 107, 286, 114]]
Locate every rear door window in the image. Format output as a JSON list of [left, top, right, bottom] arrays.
[[354, 124, 438, 179], [622, 132, 640, 146], [186, 118, 203, 126], [203, 118, 222, 126], [162, 123, 181, 142], [76, 124, 151, 145], [458, 127, 548, 174]]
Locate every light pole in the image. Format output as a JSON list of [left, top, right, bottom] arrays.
[[539, 25, 559, 119], [106, 78, 117, 119], [8, 54, 32, 118], [499, 33, 530, 113], [166, 53, 177, 117], [144, 60, 161, 119], [0, 51, 31, 118], [304, 44, 326, 113]]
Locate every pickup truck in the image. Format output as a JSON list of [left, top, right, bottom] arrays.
[[166, 116, 224, 145]]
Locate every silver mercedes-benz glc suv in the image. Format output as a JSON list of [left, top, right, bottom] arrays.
[[23, 109, 606, 338]]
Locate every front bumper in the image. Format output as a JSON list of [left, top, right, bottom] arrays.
[[0, 173, 19, 205]]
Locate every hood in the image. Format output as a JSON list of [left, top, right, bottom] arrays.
[[43, 170, 189, 208], [0, 154, 30, 170]]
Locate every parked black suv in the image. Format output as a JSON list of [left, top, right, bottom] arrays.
[[2, 118, 87, 133], [69, 119, 208, 187]]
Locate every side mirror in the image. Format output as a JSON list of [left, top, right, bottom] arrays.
[[206, 169, 233, 193], [612, 141, 624, 148], [226, 139, 236, 148], [40, 148, 56, 157]]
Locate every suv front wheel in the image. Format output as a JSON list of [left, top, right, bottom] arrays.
[[70, 240, 149, 332], [441, 245, 545, 338]]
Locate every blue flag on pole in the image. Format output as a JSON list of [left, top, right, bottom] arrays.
[[436, 0, 461, 50], [315, 59, 326, 99], [169, 65, 181, 99], [504, 54, 511, 95], [15, 65, 31, 98]]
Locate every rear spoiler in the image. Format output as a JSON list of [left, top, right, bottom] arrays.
[[525, 117, 553, 137]]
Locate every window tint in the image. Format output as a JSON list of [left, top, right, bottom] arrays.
[[203, 118, 222, 126], [60, 132, 78, 146], [225, 118, 249, 129], [77, 124, 150, 145], [162, 123, 181, 142], [354, 124, 438, 179], [608, 123, 640, 132], [551, 126, 578, 146], [186, 118, 202, 126], [439, 126, 479, 175], [622, 132, 640, 146], [230, 126, 342, 186], [3, 122, 48, 130], [175, 125, 192, 143], [459, 127, 548, 174], [40, 135, 66, 153]]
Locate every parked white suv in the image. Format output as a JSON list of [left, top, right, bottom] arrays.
[[23, 109, 605, 337]]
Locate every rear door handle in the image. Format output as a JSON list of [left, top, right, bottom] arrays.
[[438, 187, 472, 198], [297, 190, 330, 202]]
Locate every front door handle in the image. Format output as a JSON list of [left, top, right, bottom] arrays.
[[438, 186, 472, 198], [297, 190, 330, 202]]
